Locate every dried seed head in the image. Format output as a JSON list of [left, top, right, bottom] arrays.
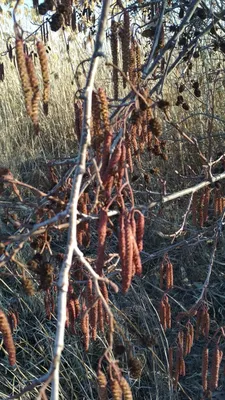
[[194, 89, 201, 97], [50, 12, 64, 32], [182, 103, 189, 111], [157, 99, 170, 111], [22, 277, 35, 296], [128, 357, 143, 379], [148, 118, 162, 137], [179, 84, 185, 93]]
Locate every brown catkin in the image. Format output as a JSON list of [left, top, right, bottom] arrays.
[[122, 215, 133, 293], [120, 10, 130, 88], [96, 209, 108, 276], [0, 309, 16, 366], [126, 146, 133, 173], [81, 304, 89, 351], [86, 279, 93, 307], [111, 19, 119, 99], [22, 277, 35, 296], [97, 370, 108, 400], [166, 261, 173, 290], [25, 54, 40, 131], [15, 37, 33, 117], [92, 92, 103, 156], [110, 378, 122, 400], [202, 347, 208, 392], [67, 298, 76, 334], [135, 41, 141, 83], [117, 141, 126, 188], [203, 309, 210, 339], [129, 38, 137, 85], [98, 299, 104, 333], [210, 345, 223, 391], [164, 296, 171, 329], [159, 299, 167, 330], [174, 346, 181, 389], [184, 329, 190, 357], [132, 237, 142, 276], [98, 88, 110, 133], [36, 40, 50, 115], [103, 141, 122, 185], [119, 213, 126, 282], [135, 212, 145, 252], [119, 377, 133, 400], [74, 99, 83, 142], [7, 311, 19, 332]]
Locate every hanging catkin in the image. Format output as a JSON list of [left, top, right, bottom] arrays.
[[202, 347, 208, 392], [25, 54, 40, 132], [210, 345, 223, 391], [122, 214, 133, 293], [96, 209, 108, 276], [97, 370, 108, 400], [111, 19, 119, 99], [36, 40, 50, 115], [0, 309, 16, 366], [110, 378, 122, 400], [120, 10, 130, 88], [15, 37, 33, 118]]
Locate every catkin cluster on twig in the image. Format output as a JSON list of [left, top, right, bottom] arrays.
[[15, 37, 33, 119], [214, 186, 225, 216], [97, 366, 133, 400], [15, 35, 50, 131], [80, 279, 109, 351], [192, 187, 212, 227]]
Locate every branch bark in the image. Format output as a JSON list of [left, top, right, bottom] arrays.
[[49, 1, 111, 399], [148, 171, 225, 210]]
